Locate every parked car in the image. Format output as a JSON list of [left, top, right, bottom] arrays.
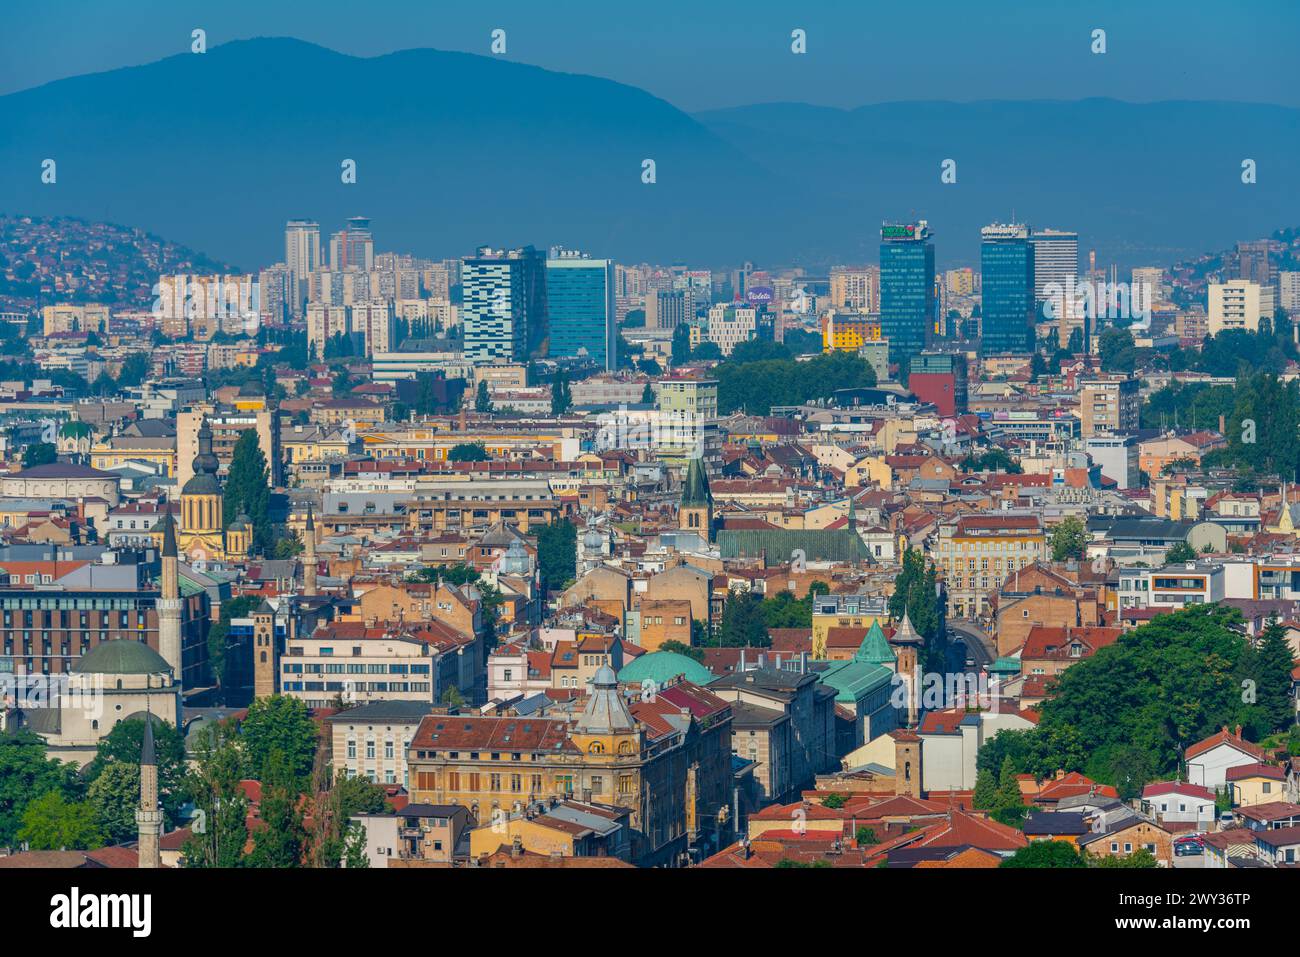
[[1173, 838, 1204, 856], [1218, 811, 1236, 828]]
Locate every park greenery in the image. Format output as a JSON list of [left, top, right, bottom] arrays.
[[714, 347, 878, 416], [979, 606, 1296, 795], [716, 582, 831, 647]]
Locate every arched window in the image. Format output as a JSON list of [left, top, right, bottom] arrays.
[[617, 741, 634, 755], [260, 651, 267, 663], [588, 741, 605, 754]]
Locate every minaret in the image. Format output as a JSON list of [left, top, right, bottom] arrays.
[[158, 510, 184, 685], [303, 505, 319, 597], [136, 711, 163, 868]]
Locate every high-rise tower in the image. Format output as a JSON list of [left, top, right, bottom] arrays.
[[980, 223, 1035, 355], [879, 221, 936, 377]]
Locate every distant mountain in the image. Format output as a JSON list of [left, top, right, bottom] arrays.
[[0, 38, 812, 270], [1, 38, 1297, 271], [695, 98, 1300, 267]]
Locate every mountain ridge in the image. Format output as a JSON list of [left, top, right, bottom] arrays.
[[2, 38, 1296, 270]]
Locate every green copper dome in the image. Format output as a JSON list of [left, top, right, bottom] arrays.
[[73, 639, 171, 675], [618, 650, 713, 687]]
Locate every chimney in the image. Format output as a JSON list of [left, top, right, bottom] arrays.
[[510, 837, 523, 858], [1233, 725, 1242, 740]]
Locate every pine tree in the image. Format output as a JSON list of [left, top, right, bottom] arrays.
[[223, 429, 271, 555], [1252, 618, 1298, 733], [973, 768, 998, 811]]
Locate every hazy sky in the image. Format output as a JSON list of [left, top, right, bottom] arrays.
[[2, 0, 1295, 110]]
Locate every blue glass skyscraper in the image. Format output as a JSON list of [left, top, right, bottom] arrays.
[[980, 223, 1035, 355], [546, 251, 617, 371], [879, 221, 935, 377]]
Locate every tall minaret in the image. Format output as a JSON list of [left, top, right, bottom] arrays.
[[303, 504, 319, 597], [136, 711, 163, 868], [158, 510, 184, 684]]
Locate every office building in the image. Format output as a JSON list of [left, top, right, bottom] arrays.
[[980, 223, 1035, 355], [1029, 228, 1080, 346], [546, 251, 617, 371], [879, 221, 935, 376], [462, 246, 548, 364]]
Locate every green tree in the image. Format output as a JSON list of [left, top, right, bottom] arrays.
[[1050, 516, 1088, 562], [889, 547, 945, 670], [1000, 841, 1086, 868], [536, 519, 577, 590], [342, 821, 370, 868], [182, 721, 249, 868], [992, 756, 1027, 826], [973, 768, 999, 811], [274, 534, 304, 559], [87, 761, 140, 844], [17, 791, 104, 850], [1238, 618, 1299, 735], [0, 731, 82, 846], [240, 695, 320, 787], [115, 352, 152, 388], [658, 639, 705, 661], [855, 826, 879, 846], [475, 380, 493, 413], [1099, 743, 1156, 801], [1025, 605, 1259, 780], [246, 750, 306, 868], [670, 324, 692, 365], [1164, 541, 1199, 564], [551, 373, 572, 415], [223, 429, 271, 555], [1099, 327, 1138, 374], [22, 442, 57, 467], [86, 717, 188, 825], [448, 442, 489, 462], [641, 382, 655, 404], [1091, 848, 1159, 868], [718, 591, 769, 647]]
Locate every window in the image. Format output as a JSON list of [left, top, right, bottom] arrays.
[[588, 741, 605, 754]]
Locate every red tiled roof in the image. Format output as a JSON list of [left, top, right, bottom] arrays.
[[411, 715, 576, 754], [1185, 727, 1270, 762]]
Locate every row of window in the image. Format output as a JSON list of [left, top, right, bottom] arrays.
[[283, 662, 430, 674], [346, 738, 410, 760], [282, 681, 431, 693]]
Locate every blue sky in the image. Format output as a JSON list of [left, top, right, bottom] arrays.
[[3, 0, 1295, 110]]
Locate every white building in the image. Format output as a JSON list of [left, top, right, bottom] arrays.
[[1208, 280, 1277, 335]]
